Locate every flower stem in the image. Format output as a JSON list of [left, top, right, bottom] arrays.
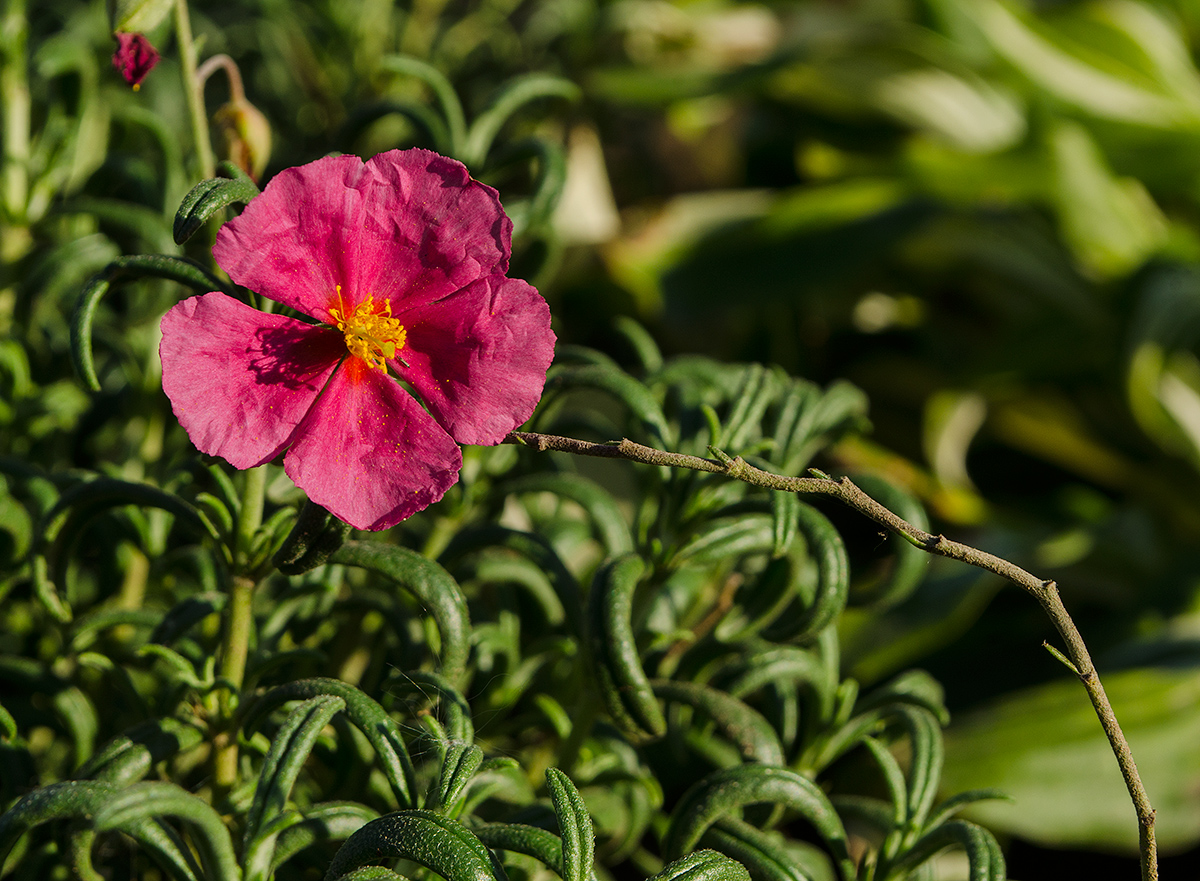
[[503, 430, 1159, 881], [174, 0, 214, 179], [212, 573, 254, 795], [212, 466, 267, 798], [237, 464, 266, 568]]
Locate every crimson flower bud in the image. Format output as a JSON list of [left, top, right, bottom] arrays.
[[112, 32, 159, 90]]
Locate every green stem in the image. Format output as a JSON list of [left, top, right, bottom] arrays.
[[1, 0, 30, 249], [237, 464, 266, 569], [213, 573, 254, 795], [212, 465, 267, 797], [174, 0, 214, 179]]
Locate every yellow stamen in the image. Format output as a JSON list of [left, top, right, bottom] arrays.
[[329, 290, 407, 372]]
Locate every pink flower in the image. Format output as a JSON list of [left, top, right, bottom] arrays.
[[160, 149, 556, 530], [112, 33, 160, 90]]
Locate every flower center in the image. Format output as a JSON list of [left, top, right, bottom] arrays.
[[329, 293, 407, 372]]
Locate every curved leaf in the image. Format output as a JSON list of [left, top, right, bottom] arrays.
[[649, 849, 752, 881], [72, 255, 228, 392], [271, 802, 379, 873], [78, 717, 205, 785], [173, 168, 261, 244], [325, 809, 508, 881], [546, 364, 671, 446], [434, 743, 484, 816], [587, 554, 666, 743], [650, 680, 785, 766], [379, 55, 468, 155], [464, 74, 579, 167], [502, 472, 634, 556], [884, 819, 1005, 881], [330, 541, 471, 684], [546, 769, 595, 881], [663, 766, 852, 880], [244, 695, 347, 880], [92, 781, 241, 881], [244, 678, 417, 810]]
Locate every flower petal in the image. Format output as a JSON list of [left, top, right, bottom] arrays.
[[395, 276, 555, 446], [160, 293, 343, 469], [213, 149, 512, 322], [284, 359, 463, 530]]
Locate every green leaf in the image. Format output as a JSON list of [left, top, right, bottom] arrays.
[[763, 503, 849, 642], [464, 74, 579, 168], [243, 678, 417, 810], [546, 364, 672, 446], [78, 717, 205, 785], [92, 781, 241, 881], [474, 823, 569, 876], [330, 541, 471, 684], [433, 743, 483, 816], [648, 849, 752, 881], [0, 781, 202, 881], [650, 680, 785, 767], [380, 56, 468, 157], [587, 554, 666, 743], [243, 695, 347, 881], [700, 819, 831, 881], [883, 819, 1005, 881], [440, 526, 584, 639], [546, 769, 595, 881], [663, 766, 852, 880], [110, 0, 175, 32], [502, 472, 634, 556], [325, 810, 508, 881], [72, 256, 229, 392], [173, 169, 261, 245], [270, 802, 379, 872], [331, 869, 409, 881]]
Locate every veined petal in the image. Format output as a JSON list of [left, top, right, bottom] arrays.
[[284, 360, 463, 530], [395, 276, 555, 446], [160, 293, 343, 469], [213, 149, 511, 322]]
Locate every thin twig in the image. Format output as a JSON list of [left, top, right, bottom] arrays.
[[503, 430, 1159, 880]]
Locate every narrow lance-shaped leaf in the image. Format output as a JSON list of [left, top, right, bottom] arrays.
[[664, 766, 853, 881], [648, 850, 751, 881], [330, 542, 470, 685], [463, 74, 580, 167], [72, 255, 230, 392], [243, 679, 417, 810], [546, 769, 595, 881], [882, 819, 1005, 881], [587, 554, 666, 743], [243, 695, 347, 881], [379, 55, 468, 157], [173, 163, 261, 244], [92, 781, 242, 881], [650, 680, 785, 766], [324, 810, 508, 881]]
